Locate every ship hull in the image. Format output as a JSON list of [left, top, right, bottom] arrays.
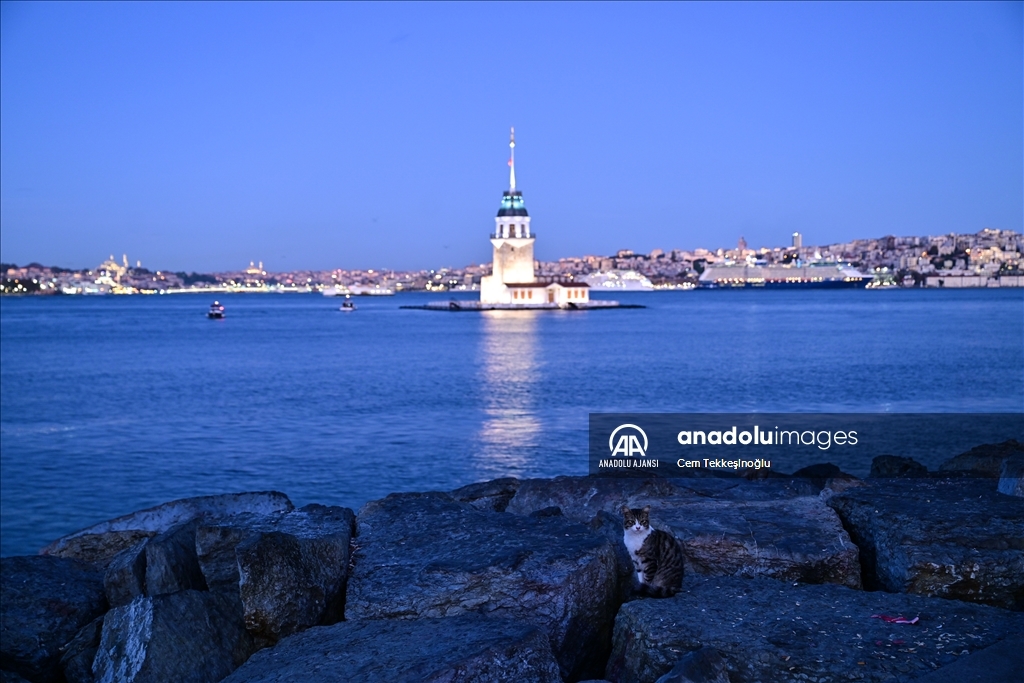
[[698, 279, 870, 290]]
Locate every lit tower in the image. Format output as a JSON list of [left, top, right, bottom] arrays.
[[480, 127, 536, 304]]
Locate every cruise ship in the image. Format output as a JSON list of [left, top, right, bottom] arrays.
[[697, 263, 871, 289], [582, 270, 655, 291], [323, 284, 395, 297]]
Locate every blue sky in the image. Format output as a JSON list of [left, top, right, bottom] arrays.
[[1, 1, 1021, 272]]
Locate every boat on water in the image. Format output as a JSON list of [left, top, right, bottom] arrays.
[[582, 270, 655, 291], [340, 295, 356, 311], [207, 301, 225, 319], [697, 263, 871, 289]]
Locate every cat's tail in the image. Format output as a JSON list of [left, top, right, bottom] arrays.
[[640, 584, 680, 598]]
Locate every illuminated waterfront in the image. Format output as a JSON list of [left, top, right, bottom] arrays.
[[1, 288, 1022, 555]]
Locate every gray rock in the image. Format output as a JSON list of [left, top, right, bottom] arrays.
[[144, 519, 206, 596], [998, 454, 1024, 497], [103, 541, 148, 608], [347, 492, 623, 681], [196, 504, 355, 647], [59, 616, 103, 683], [0, 556, 107, 682], [660, 495, 860, 587], [43, 530, 157, 573], [92, 590, 253, 683], [606, 576, 1024, 683], [654, 648, 729, 683], [588, 510, 638, 605], [450, 477, 520, 512], [870, 455, 930, 479], [42, 492, 293, 567], [102, 520, 207, 608], [507, 476, 860, 588], [939, 439, 1024, 478], [0, 672, 32, 683], [827, 478, 1024, 609], [506, 477, 697, 521], [791, 463, 858, 491], [220, 614, 562, 683]]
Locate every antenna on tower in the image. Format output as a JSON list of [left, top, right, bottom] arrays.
[[508, 126, 516, 191]]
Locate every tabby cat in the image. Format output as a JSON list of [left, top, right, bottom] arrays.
[[621, 505, 684, 597]]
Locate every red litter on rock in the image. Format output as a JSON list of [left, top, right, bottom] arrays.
[[871, 614, 919, 625]]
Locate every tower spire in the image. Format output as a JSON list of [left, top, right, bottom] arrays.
[[508, 126, 516, 191]]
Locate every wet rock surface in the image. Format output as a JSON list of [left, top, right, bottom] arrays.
[[196, 504, 355, 646], [347, 492, 623, 681], [92, 590, 253, 683], [507, 476, 860, 588], [607, 576, 1024, 683], [221, 614, 562, 683], [42, 492, 293, 567], [0, 556, 107, 682], [827, 478, 1024, 609]]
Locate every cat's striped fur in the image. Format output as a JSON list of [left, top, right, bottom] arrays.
[[621, 505, 684, 597]]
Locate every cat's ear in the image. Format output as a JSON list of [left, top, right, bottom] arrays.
[[642, 505, 651, 514], [620, 505, 630, 515]]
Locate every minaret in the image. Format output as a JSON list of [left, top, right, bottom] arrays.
[[480, 127, 536, 304]]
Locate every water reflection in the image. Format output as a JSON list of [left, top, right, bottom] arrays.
[[475, 311, 542, 476]]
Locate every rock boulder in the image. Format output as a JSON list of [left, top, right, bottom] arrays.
[[59, 616, 103, 683], [507, 476, 861, 588], [0, 556, 107, 682], [346, 492, 623, 681], [221, 615, 562, 683], [102, 519, 208, 608], [998, 454, 1024, 497], [938, 439, 1024, 478], [607, 576, 1024, 683], [103, 542, 148, 608], [196, 504, 355, 647], [92, 590, 253, 683], [827, 478, 1024, 609], [870, 455, 930, 479], [450, 477, 521, 512], [42, 492, 293, 567]]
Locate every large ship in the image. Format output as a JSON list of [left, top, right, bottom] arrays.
[[323, 284, 395, 296], [582, 270, 655, 291], [697, 263, 871, 289]]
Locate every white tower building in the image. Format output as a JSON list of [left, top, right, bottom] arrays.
[[480, 128, 536, 304]]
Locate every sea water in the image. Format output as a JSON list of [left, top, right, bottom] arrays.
[[2, 288, 1022, 555]]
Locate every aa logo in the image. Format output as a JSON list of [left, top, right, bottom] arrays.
[[609, 424, 648, 457]]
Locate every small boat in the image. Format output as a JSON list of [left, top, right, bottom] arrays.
[[207, 301, 225, 319], [340, 295, 356, 311]]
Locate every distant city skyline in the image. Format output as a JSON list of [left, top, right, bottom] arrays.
[[1, 2, 1021, 272]]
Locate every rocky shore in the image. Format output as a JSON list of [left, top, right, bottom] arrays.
[[2, 444, 1022, 683]]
